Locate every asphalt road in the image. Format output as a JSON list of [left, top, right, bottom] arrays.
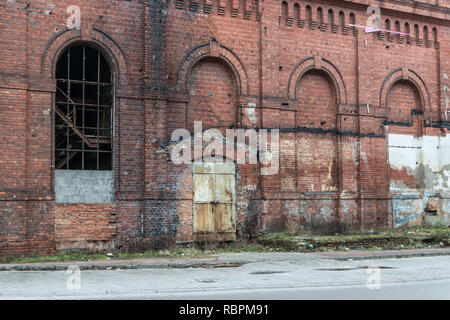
[[0, 254, 449, 300]]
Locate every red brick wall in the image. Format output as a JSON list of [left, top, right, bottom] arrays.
[[0, 0, 449, 256], [55, 204, 116, 250]]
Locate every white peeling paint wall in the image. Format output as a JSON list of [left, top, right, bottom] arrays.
[[388, 133, 450, 227], [245, 103, 257, 125]]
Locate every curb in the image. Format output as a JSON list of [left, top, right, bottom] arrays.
[[327, 251, 450, 261], [0, 261, 245, 272]]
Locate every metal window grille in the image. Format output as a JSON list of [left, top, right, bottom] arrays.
[[54, 44, 113, 171]]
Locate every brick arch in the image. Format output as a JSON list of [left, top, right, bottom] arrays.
[[187, 57, 238, 130], [177, 41, 249, 96], [296, 69, 339, 194], [380, 68, 430, 110], [41, 28, 128, 86], [288, 56, 347, 104]]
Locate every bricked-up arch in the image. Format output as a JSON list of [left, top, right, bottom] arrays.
[[288, 56, 347, 104], [187, 57, 238, 131], [41, 28, 128, 86], [380, 68, 430, 110], [296, 69, 338, 193], [387, 80, 422, 125], [387, 82, 424, 199], [177, 41, 249, 96], [386, 75, 425, 191]]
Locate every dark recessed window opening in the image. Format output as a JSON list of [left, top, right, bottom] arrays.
[[55, 44, 113, 171]]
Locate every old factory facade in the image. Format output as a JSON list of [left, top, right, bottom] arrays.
[[0, 0, 449, 256]]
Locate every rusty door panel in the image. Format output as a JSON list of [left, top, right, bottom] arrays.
[[194, 203, 215, 233], [214, 163, 235, 174], [193, 172, 215, 234], [215, 174, 235, 203], [193, 173, 215, 202], [215, 204, 235, 232], [193, 163, 236, 241], [193, 163, 215, 174]]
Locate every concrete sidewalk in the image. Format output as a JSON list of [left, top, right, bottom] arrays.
[[1, 248, 449, 272], [0, 256, 239, 271], [315, 248, 450, 260]]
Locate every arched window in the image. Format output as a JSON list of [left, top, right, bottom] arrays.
[[349, 12, 355, 25], [55, 44, 113, 171], [405, 22, 410, 34], [405, 22, 411, 43], [349, 12, 356, 34], [385, 19, 391, 30], [423, 26, 429, 43], [317, 7, 323, 24], [385, 19, 392, 40], [414, 24, 421, 45], [395, 21, 401, 40], [339, 11, 345, 26], [433, 28, 439, 49], [328, 9, 334, 25], [294, 3, 300, 22], [306, 5, 312, 24], [414, 24, 420, 38], [282, 1, 289, 24]]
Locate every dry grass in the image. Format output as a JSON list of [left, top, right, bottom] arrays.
[[309, 220, 352, 236], [194, 232, 222, 251], [285, 214, 305, 235], [116, 233, 176, 253]]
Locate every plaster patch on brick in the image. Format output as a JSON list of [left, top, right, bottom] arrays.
[[392, 197, 423, 227], [389, 134, 450, 176], [55, 170, 114, 204], [388, 134, 420, 172], [245, 103, 257, 125], [318, 203, 334, 222], [389, 134, 450, 227]]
